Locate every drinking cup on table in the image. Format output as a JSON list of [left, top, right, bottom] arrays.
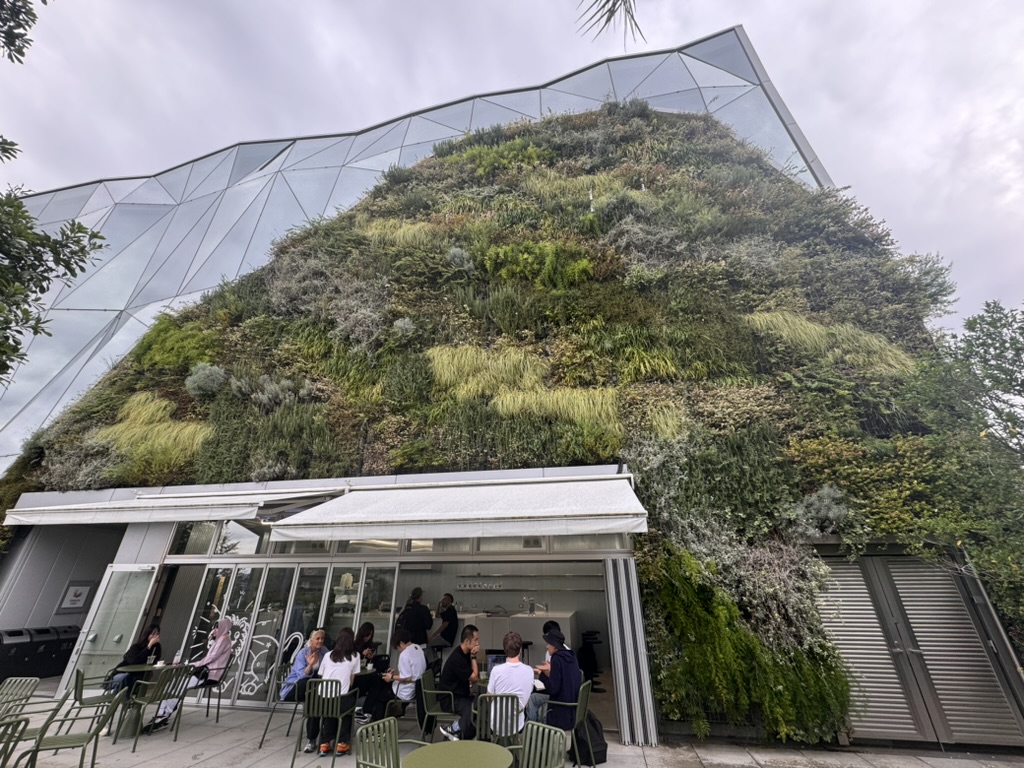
[[147, 654, 156, 665]]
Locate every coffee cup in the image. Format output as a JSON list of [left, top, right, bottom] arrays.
[[154, 660, 166, 667]]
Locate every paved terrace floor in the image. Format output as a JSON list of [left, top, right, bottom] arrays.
[[16, 695, 1024, 768]]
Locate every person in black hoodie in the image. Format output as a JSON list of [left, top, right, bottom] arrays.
[[541, 628, 581, 731], [108, 623, 162, 694], [396, 587, 433, 647]]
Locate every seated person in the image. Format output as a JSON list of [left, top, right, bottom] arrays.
[[541, 628, 581, 732], [359, 628, 426, 723], [437, 624, 479, 741], [153, 618, 233, 728], [107, 623, 161, 694], [428, 593, 458, 649], [281, 628, 328, 749], [526, 619, 569, 722], [354, 622, 378, 695], [309, 627, 361, 756], [487, 631, 535, 736]]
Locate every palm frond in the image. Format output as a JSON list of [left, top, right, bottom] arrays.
[[577, 0, 645, 41]]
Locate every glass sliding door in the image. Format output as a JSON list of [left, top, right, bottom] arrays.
[[323, 566, 361, 644], [359, 565, 398, 651], [236, 566, 294, 703], [219, 566, 264, 701]]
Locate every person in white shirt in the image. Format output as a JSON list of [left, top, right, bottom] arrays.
[[361, 628, 426, 722], [310, 627, 361, 756], [487, 631, 535, 735]]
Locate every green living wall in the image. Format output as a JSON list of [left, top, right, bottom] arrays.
[[4, 102, 1023, 741]]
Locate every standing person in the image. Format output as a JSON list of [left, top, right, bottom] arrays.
[[397, 587, 433, 647], [359, 628, 426, 723], [487, 631, 535, 736], [526, 620, 569, 722], [312, 627, 361, 757], [542, 628, 581, 732], [153, 618, 233, 728], [428, 593, 459, 649], [437, 624, 479, 741], [107, 624, 162, 694], [281, 628, 328, 751]]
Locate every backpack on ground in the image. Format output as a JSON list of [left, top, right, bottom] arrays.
[[570, 710, 608, 765]]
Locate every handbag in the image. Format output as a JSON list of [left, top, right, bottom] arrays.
[[194, 665, 210, 682]]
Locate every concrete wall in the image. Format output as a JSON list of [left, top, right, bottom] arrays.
[[0, 524, 125, 629]]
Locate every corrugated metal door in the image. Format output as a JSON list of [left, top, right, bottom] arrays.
[[820, 556, 1024, 746]]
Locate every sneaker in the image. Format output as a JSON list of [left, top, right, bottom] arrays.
[[336, 742, 350, 755], [438, 725, 460, 742], [150, 717, 170, 733], [318, 743, 331, 757], [355, 713, 372, 725], [303, 740, 317, 753]]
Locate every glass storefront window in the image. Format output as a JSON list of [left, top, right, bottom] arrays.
[[219, 566, 265, 698], [215, 521, 269, 555], [185, 567, 233, 663], [550, 534, 626, 551], [289, 567, 328, 646], [338, 540, 398, 554], [477, 536, 548, 553], [237, 566, 294, 703], [406, 539, 471, 553], [323, 567, 361, 644], [169, 521, 218, 555], [359, 566, 397, 652], [270, 539, 333, 555]]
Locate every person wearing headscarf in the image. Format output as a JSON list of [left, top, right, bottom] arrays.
[[154, 618, 234, 724]]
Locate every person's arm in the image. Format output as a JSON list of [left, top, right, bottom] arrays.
[[469, 653, 479, 685], [546, 654, 564, 698]]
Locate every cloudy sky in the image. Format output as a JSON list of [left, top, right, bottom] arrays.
[[1, 0, 1022, 329]]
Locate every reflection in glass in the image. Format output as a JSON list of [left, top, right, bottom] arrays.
[[271, 539, 332, 555], [407, 539, 471, 553], [169, 521, 218, 555], [185, 567, 233, 665], [323, 566, 361, 645], [359, 566, 397, 652], [290, 567, 329, 645], [237, 566, 294, 703], [216, 520, 268, 556], [338, 540, 398, 554], [478, 536, 548, 552], [680, 53, 751, 89], [682, 29, 757, 83], [550, 534, 627, 551]]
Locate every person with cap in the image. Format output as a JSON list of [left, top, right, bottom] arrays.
[[540, 626, 581, 731], [526, 619, 570, 722]]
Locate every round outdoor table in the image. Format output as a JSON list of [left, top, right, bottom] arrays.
[[404, 740, 513, 768]]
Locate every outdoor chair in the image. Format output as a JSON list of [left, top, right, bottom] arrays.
[[291, 679, 357, 768], [353, 716, 427, 768], [472, 692, 523, 750], [0, 715, 29, 768], [0, 678, 39, 719], [544, 679, 593, 768], [415, 668, 457, 742], [113, 663, 193, 753], [519, 721, 567, 768], [10, 691, 120, 768], [195, 651, 234, 723], [258, 647, 303, 748], [59, 669, 121, 735]]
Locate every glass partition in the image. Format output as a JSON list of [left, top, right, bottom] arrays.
[[359, 566, 398, 652], [236, 566, 294, 703], [323, 567, 360, 644]]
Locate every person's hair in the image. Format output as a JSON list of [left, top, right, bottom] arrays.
[[411, 587, 423, 601], [138, 623, 160, 644], [355, 622, 374, 648], [307, 628, 326, 646], [461, 624, 479, 643], [541, 620, 560, 635], [392, 628, 412, 649], [332, 627, 356, 662], [503, 631, 523, 658], [443, 593, 454, 603]]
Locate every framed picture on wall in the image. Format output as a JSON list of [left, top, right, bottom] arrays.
[[56, 581, 93, 614]]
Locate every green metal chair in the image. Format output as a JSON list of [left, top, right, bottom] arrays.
[[258, 651, 303, 748], [195, 651, 234, 723], [59, 669, 121, 735], [353, 716, 427, 768], [291, 679, 357, 768], [472, 692, 523, 749], [519, 721, 567, 768], [0, 678, 39, 718], [11, 692, 120, 768], [113, 663, 193, 753], [416, 668, 457, 742], [545, 679, 593, 768], [0, 715, 29, 768]]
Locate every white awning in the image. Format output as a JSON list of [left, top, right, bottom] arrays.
[[270, 475, 647, 541], [5, 490, 327, 526]]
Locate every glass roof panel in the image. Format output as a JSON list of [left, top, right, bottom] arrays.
[[405, 116, 463, 146], [348, 147, 403, 172], [471, 98, 533, 131], [283, 167, 343, 219], [186, 149, 236, 201], [347, 120, 408, 165], [121, 176, 178, 205], [646, 89, 708, 115], [681, 30, 757, 84], [36, 184, 98, 224], [81, 185, 115, 216], [325, 167, 382, 214], [549, 62, 615, 102], [539, 89, 603, 116], [699, 85, 755, 112], [628, 54, 698, 100], [422, 101, 475, 132], [482, 90, 541, 119], [237, 175, 307, 276], [608, 54, 669, 100], [183, 188, 269, 292], [399, 140, 441, 167], [679, 54, 752, 89], [182, 149, 234, 201], [284, 137, 353, 169], [189, 177, 273, 279], [712, 87, 810, 178], [22, 192, 53, 219], [229, 141, 293, 186], [72, 207, 111, 231], [154, 165, 191, 202], [86, 203, 175, 259]]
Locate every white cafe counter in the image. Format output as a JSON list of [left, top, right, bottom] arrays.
[[463, 611, 576, 655]]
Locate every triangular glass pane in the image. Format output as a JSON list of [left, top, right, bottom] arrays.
[[182, 149, 234, 201], [348, 147, 403, 172], [37, 184, 98, 224], [399, 140, 442, 168], [540, 89, 603, 117], [155, 164, 192, 202], [81, 185, 115, 216], [480, 91, 541, 120], [679, 54, 751, 89], [103, 178, 146, 203], [549, 62, 615, 102], [188, 177, 272, 284], [91, 203, 175, 258], [471, 98, 534, 131], [608, 54, 669, 100], [22, 192, 54, 219], [237, 175, 308, 276], [55, 212, 174, 311], [348, 119, 409, 165], [628, 55, 698, 100], [646, 89, 708, 115], [228, 141, 292, 186], [186, 149, 237, 201], [74, 208, 112, 231], [324, 166, 381, 214], [182, 182, 272, 293], [405, 116, 464, 146], [283, 167, 342, 219], [234, 150, 289, 186], [713, 87, 809, 176], [702, 85, 755, 112], [681, 30, 757, 84], [422, 101, 475, 132], [122, 176, 178, 205], [284, 137, 353, 169]]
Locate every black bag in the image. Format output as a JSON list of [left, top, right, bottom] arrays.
[[194, 665, 210, 682], [569, 711, 608, 765]]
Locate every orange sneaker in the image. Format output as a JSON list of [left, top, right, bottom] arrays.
[[318, 743, 331, 756], [335, 742, 350, 755]]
